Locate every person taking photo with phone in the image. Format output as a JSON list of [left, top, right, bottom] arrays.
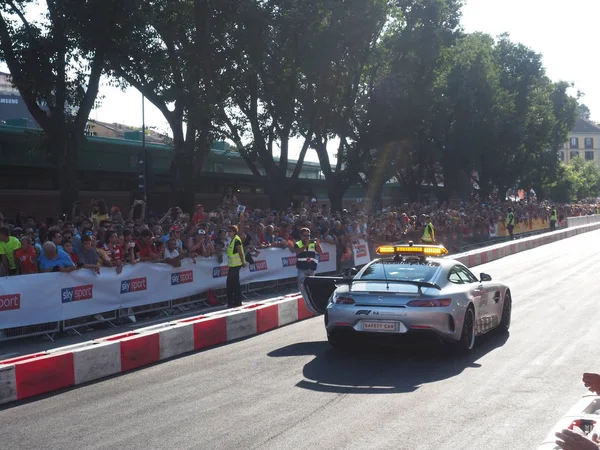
[[295, 227, 323, 292]]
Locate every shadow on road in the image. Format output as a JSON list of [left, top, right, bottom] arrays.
[[268, 331, 510, 395]]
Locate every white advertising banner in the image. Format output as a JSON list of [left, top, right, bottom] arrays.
[[352, 239, 371, 266], [0, 241, 349, 329]]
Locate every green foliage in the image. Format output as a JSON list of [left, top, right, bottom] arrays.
[[549, 158, 600, 202], [0, 0, 137, 213], [1, 0, 580, 210], [578, 103, 591, 120], [108, 0, 241, 211]]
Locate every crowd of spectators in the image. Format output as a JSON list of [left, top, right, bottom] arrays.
[[1, 194, 599, 277]]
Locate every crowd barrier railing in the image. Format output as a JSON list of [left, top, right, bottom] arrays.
[[566, 214, 600, 227], [0, 240, 371, 340]]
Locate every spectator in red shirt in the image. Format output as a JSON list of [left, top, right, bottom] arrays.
[[15, 236, 38, 275], [191, 204, 206, 225], [62, 238, 79, 265], [97, 231, 125, 274], [137, 229, 160, 262]]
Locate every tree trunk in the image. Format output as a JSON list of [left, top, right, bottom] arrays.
[[173, 150, 195, 213], [54, 133, 79, 218], [406, 182, 420, 202], [265, 178, 289, 210], [326, 176, 346, 213]]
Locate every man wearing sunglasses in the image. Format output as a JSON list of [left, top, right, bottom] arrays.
[[294, 227, 323, 292]]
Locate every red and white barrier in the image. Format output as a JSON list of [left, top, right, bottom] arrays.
[[0, 294, 313, 405], [453, 221, 600, 269]]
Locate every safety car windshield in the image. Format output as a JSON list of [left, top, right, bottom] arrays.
[[359, 260, 440, 283]]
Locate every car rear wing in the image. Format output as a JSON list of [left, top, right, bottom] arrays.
[[309, 276, 441, 293]]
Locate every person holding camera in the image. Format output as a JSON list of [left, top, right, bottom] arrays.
[[38, 242, 76, 273], [294, 227, 323, 292]]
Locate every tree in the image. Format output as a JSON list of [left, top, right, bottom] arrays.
[[219, 0, 327, 209], [109, 0, 239, 212], [430, 32, 500, 201], [578, 103, 591, 120], [363, 0, 463, 205], [299, 0, 393, 211], [549, 158, 600, 202], [0, 0, 135, 215], [520, 81, 578, 200], [428, 33, 577, 200]]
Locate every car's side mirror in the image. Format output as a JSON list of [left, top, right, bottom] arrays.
[[480, 273, 492, 282], [344, 268, 359, 278]]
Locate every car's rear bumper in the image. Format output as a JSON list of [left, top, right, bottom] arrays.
[[325, 306, 461, 342]]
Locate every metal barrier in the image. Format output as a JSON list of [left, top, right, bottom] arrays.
[[171, 292, 210, 311], [128, 300, 171, 318], [566, 214, 600, 227], [276, 277, 298, 290], [0, 321, 60, 342], [246, 280, 278, 296], [62, 310, 118, 335]]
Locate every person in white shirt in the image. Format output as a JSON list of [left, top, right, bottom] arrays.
[[164, 238, 181, 267]]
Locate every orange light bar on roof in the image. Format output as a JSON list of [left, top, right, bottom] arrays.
[[376, 244, 448, 257]]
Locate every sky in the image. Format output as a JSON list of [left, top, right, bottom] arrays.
[[2, 0, 598, 161]]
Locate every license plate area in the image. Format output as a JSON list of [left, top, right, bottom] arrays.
[[361, 321, 406, 333]]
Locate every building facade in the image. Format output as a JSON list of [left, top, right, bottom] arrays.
[[0, 72, 39, 128], [560, 117, 600, 164], [0, 123, 398, 220]]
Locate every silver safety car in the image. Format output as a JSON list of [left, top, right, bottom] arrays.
[[301, 243, 512, 353]]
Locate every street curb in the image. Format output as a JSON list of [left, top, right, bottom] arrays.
[[0, 294, 313, 406], [452, 221, 600, 269], [2, 220, 600, 406]]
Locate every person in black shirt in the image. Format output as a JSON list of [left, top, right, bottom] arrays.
[[294, 227, 323, 292]]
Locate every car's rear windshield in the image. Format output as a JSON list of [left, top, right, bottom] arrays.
[[359, 260, 439, 282]]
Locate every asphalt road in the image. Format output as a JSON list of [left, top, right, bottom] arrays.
[[3, 229, 600, 450]]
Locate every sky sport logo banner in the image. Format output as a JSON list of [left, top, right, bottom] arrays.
[[120, 277, 148, 294], [61, 285, 93, 303], [318, 253, 330, 262], [212, 266, 229, 278], [355, 244, 367, 259], [0, 294, 20, 311], [171, 270, 194, 286], [281, 256, 296, 267], [249, 260, 268, 272]]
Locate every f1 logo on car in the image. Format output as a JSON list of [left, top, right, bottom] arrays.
[[120, 277, 147, 294], [0, 294, 20, 311], [171, 270, 194, 286], [249, 260, 268, 272], [281, 256, 296, 267], [212, 266, 229, 278], [356, 310, 371, 316], [61, 285, 93, 303]]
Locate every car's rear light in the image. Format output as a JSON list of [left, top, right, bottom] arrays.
[[407, 298, 451, 307], [334, 296, 355, 304]]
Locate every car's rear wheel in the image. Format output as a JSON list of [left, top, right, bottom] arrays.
[[455, 306, 476, 355], [500, 290, 512, 332], [327, 331, 353, 351]]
